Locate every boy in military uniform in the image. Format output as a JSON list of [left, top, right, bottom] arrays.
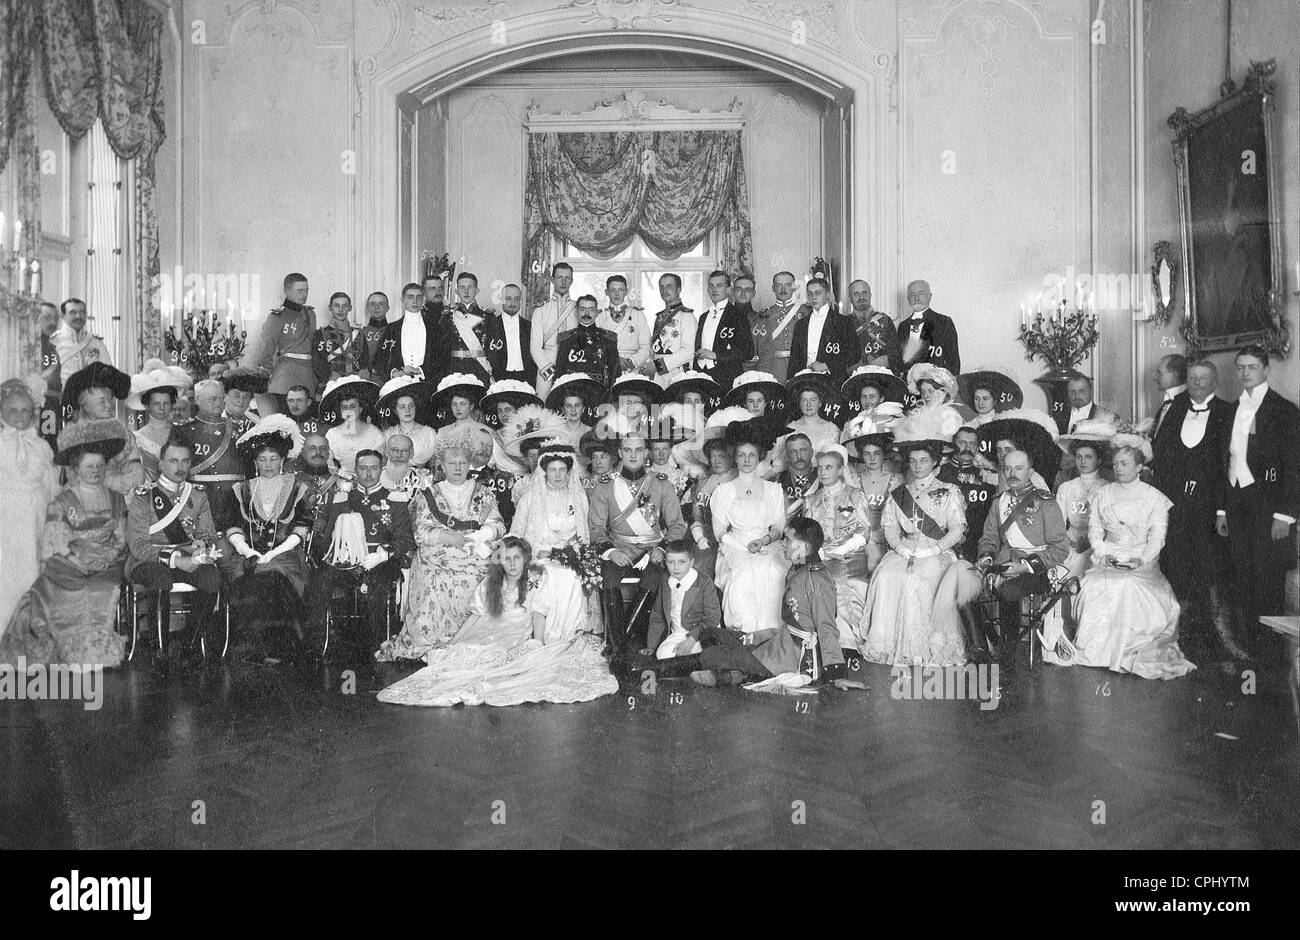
[[256, 272, 317, 412], [596, 275, 649, 372], [312, 291, 366, 384], [555, 294, 620, 390]]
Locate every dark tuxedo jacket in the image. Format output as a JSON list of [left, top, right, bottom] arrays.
[[373, 310, 441, 382], [1152, 392, 1232, 504], [1218, 388, 1300, 520], [429, 305, 493, 386], [482, 312, 537, 385], [788, 307, 862, 387], [694, 301, 755, 393], [897, 308, 961, 374], [645, 569, 722, 653]]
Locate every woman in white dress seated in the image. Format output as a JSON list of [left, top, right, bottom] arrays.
[[1054, 421, 1116, 579], [1070, 437, 1195, 679], [376, 535, 618, 707], [710, 419, 790, 635], [777, 370, 843, 460], [375, 375, 439, 468], [860, 408, 972, 667]]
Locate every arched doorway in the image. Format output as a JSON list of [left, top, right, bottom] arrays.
[[357, 25, 873, 297]]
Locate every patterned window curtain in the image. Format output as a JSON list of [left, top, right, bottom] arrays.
[[521, 129, 754, 307], [37, 0, 166, 365]]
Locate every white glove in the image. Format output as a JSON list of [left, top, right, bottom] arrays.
[[695, 536, 709, 552], [229, 534, 259, 560], [362, 547, 389, 570], [470, 540, 492, 560], [633, 552, 650, 571]]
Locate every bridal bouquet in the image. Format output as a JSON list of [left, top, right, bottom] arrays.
[[550, 537, 603, 596]]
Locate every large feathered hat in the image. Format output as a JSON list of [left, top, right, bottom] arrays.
[[840, 413, 893, 455], [501, 404, 568, 459], [54, 417, 129, 466], [1057, 416, 1119, 455], [433, 422, 495, 467], [480, 379, 542, 426], [891, 402, 958, 457], [664, 370, 722, 413], [127, 358, 194, 410], [374, 374, 434, 427], [236, 414, 304, 460], [607, 372, 663, 406], [906, 363, 959, 401]]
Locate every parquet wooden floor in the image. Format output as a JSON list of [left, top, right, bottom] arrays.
[[2, 651, 1297, 849]]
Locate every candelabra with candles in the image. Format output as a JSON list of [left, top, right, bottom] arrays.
[[164, 307, 248, 379], [0, 212, 43, 298], [420, 250, 458, 304], [1018, 296, 1101, 433]]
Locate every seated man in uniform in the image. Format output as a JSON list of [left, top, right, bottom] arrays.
[[589, 433, 688, 662], [975, 450, 1069, 673], [125, 434, 224, 653], [307, 449, 414, 656]]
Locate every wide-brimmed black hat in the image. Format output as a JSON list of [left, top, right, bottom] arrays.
[[318, 375, 381, 426], [374, 375, 435, 427], [664, 371, 722, 414], [61, 362, 130, 414], [54, 418, 129, 466], [841, 365, 907, 406], [545, 372, 606, 417], [725, 415, 793, 455], [958, 369, 1024, 414], [606, 372, 663, 407], [722, 370, 787, 412], [220, 367, 271, 395], [975, 409, 1061, 480]]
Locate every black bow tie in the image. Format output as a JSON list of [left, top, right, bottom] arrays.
[[1189, 401, 1211, 414]]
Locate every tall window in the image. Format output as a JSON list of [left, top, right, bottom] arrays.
[[557, 229, 721, 322], [84, 119, 131, 361]]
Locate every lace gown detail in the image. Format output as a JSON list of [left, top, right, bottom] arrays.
[[1071, 481, 1194, 679]]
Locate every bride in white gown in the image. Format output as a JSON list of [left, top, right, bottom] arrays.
[[378, 442, 617, 707]]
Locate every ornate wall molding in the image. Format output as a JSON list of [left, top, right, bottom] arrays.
[[526, 89, 745, 131], [729, 0, 842, 48], [568, 0, 685, 29]]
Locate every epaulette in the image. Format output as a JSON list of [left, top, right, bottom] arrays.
[[598, 327, 619, 340], [653, 471, 669, 481], [1033, 489, 1055, 501], [678, 305, 694, 314], [558, 327, 578, 339], [133, 483, 153, 496], [388, 489, 410, 502], [191, 483, 205, 491], [628, 304, 644, 311], [480, 306, 495, 315]]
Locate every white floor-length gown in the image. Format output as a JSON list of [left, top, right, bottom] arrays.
[[711, 471, 788, 633]]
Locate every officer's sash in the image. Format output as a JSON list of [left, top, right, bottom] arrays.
[[998, 488, 1046, 552], [420, 486, 482, 532], [609, 475, 657, 539], [326, 328, 357, 363], [148, 484, 192, 543], [891, 485, 948, 541], [191, 419, 232, 474], [770, 305, 800, 341]]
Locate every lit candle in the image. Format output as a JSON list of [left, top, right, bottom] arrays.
[[13, 219, 21, 249], [184, 289, 194, 314], [29, 259, 40, 296]]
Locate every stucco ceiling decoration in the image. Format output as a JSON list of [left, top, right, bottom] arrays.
[[408, 0, 515, 46], [526, 88, 745, 132], [730, 0, 842, 49], [569, 0, 684, 29]]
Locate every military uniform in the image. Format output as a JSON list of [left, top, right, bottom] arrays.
[[596, 303, 649, 371], [257, 300, 317, 396], [647, 301, 697, 389], [126, 478, 224, 643], [747, 301, 802, 383], [940, 458, 999, 562], [777, 467, 817, 516], [179, 414, 253, 530], [977, 484, 1069, 668], [312, 322, 366, 384], [357, 317, 391, 381], [697, 560, 847, 680], [306, 482, 415, 653], [51, 326, 112, 386], [589, 467, 689, 654], [555, 323, 621, 390], [530, 293, 577, 397]]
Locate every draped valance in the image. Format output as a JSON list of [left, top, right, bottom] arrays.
[[521, 129, 755, 305]]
